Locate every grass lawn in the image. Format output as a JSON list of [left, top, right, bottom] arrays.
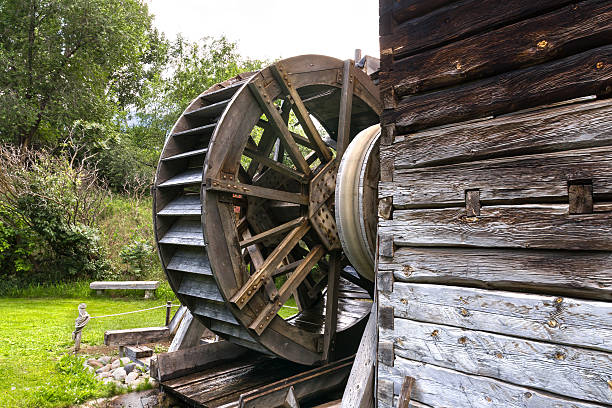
[[0, 296, 170, 408], [0, 290, 299, 408]]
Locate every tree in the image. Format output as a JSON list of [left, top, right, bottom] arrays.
[[0, 0, 167, 148]]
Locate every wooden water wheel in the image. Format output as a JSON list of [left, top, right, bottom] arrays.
[[154, 55, 381, 365]]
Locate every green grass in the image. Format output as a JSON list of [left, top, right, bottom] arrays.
[[0, 296, 170, 408]]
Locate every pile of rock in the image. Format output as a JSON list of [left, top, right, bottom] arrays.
[[84, 356, 157, 389]]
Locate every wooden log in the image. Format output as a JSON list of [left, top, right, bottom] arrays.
[[153, 341, 248, 381], [384, 45, 612, 133], [384, 0, 612, 96], [386, 0, 456, 24], [383, 319, 612, 404], [378, 357, 608, 408], [391, 98, 612, 170], [380, 0, 576, 59], [124, 345, 153, 360], [383, 205, 612, 251], [380, 283, 612, 351], [341, 304, 375, 408], [387, 145, 612, 207], [104, 327, 170, 347], [378, 246, 612, 298]]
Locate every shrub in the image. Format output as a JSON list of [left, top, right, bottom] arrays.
[[119, 239, 154, 279], [0, 144, 111, 286]]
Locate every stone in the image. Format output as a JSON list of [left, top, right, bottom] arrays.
[[125, 371, 139, 384], [124, 362, 136, 374], [99, 372, 112, 379], [111, 359, 121, 369], [87, 359, 103, 368], [113, 367, 127, 381], [119, 357, 131, 366], [102, 377, 113, 384], [95, 364, 111, 374], [98, 356, 111, 364]]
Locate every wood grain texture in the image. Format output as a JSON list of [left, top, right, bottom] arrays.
[[380, 319, 612, 404], [382, 205, 612, 251], [377, 246, 612, 297], [341, 304, 375, 408], [378, 357, 608, 408], [384, 45, 612, 133], [384, 0, 612, 96], [392, 98, 612, 170], [386, 145, 612, 207], [379, 283, 612, 351], [387, 0, 456, 24], [380, 0, 576, 58]]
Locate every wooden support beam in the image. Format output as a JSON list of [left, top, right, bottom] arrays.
[[206, 177, 308, 205], [152, 341, 248, 382], [258, 119, 314, 149], [231, 222, 311, 309], [239, 217, 306, 249], [323, 251, 341, 362], [250, 245, 326, 335], [168, 310, 209, 352], [337, 60, 355, 160], [244, 146, 308, 183], [248, 81, 311, 175], [271, 64, 333, 163], [341, 303, 376, 408], [397, 376, 415, 408]]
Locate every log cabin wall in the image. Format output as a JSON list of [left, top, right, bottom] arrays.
[[376, 1, 612, 407]]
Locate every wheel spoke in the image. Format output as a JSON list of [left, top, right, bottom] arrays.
[[206, 177, 308, 205], [258, 119, 313, 149], [249, 245, 326, 335], [243, 145, 308, 183], [248, 80, 311, 175], [230, 222, 311, 309], [270, 64, 333, 163], [336, 60, 354, 160], [239, 217, 306, 249]]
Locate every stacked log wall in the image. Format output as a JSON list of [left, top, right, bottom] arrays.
[[377, 1, 612, 407]]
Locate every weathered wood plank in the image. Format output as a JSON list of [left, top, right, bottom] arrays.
[[386, 146, 612, 207], [380, 319, 612, 404], [392, 98, 612, 169], [378, 246, 612, 297], [90, 281, 159, 290], [387, 0, 456, 24], [385, 0, 612, 96], [104, 327, 170, 347], [341, 304, 375, 408], [206, 177, 308, 205], [166, 248, 211, 275], [158, 168, 202, 187], [177, 274, 224, 303], [168, 309, 209, 352], [378, 357, 608, 408], [380, 283, 612, 351], [157, 194, 202, 216], [159, 218, 205, 247], [382, 205, 612, 251], [385, 45, 612, 133], [380, 0, 576, 58], [154, 341, 248, 381]]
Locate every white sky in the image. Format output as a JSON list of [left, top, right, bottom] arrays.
[[145, 0, 380, 61]]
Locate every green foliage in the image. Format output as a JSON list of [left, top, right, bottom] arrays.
[[0, 0, 166, 148], [0, 146, 111, 285], [119, 239, 154, 279], [29, 355, 115, 407]]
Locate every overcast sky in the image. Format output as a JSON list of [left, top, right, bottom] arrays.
[[145, 0, 380, 61]]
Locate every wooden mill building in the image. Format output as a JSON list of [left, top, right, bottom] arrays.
[[375, 0, 611, 406]]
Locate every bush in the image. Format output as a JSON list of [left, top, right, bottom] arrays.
[[0, 144, 111, 286], [120, 239, 154, 279]]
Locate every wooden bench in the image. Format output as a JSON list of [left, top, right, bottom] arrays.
[[90, 281, 159, 299]]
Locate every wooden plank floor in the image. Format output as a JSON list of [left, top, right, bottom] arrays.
[[161, 354, 308, 408]]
